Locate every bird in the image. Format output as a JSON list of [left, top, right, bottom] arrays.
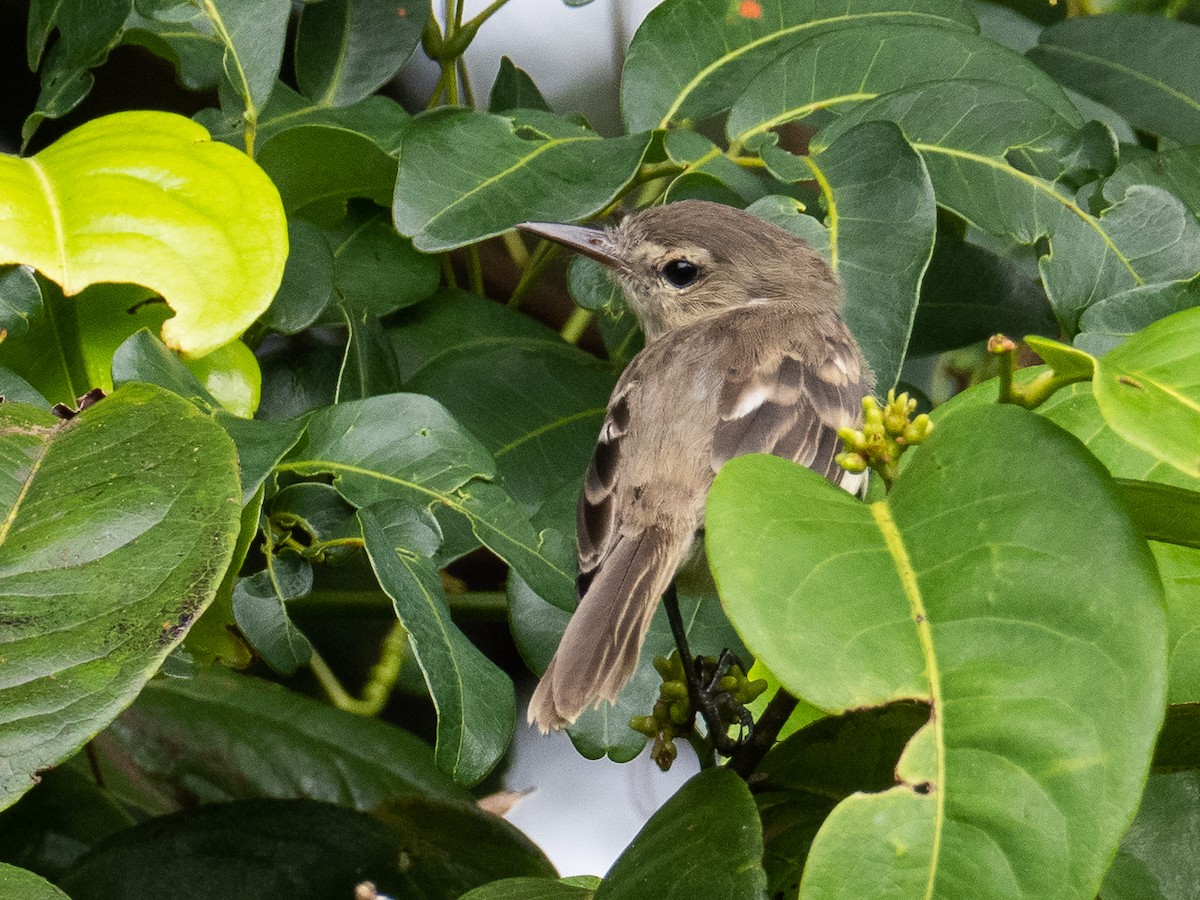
[[519, 200, 873, 733]]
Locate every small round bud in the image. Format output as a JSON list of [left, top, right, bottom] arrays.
[[629, 715, 658, 737], [836, 451, 867, 473]]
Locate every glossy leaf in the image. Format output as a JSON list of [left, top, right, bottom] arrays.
[[598, 768, 766, 898], [0, 384, 241, 811], [1116, 480, 1200, 549], [393, 108, 654, 251], [1029, 15, 1200, 143], [360, 508, 513, 785], [816, 81, 1200, 332], [192, 0, 289, 122], [621, 0, 977, 132], [261, 220, 336, 334], [707, 405, 1166, 898], [294, 0, 427, 107], [91, 669, 469, 813], [0, 111, 288, 357], [335, 302, 403, 402], [1093, 306, 1200, 479], [760, 120, 936, 389]]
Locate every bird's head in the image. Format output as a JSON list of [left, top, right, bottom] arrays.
[[520, 200, 841, 342]]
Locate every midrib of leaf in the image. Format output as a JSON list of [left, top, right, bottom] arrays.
[[202, 0, 256, 119], [419, 134, 596, 234], [657, 10, 970, 128], [798, 152, 839, 271], [870, 500, 945, 898], [732, 92, 874, 147], [25, 158, 68, 288], [493, 406, 607, 459], [279, 459, 572, 581], [316, 5, 353, 107], [913, 142, 1143, 284], [1037, 43, 1200, 115]]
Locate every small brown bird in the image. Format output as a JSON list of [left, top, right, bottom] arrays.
[[520, 200, 873, 733]]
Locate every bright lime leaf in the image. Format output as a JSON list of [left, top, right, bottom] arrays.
[[1029, 15, 1200, 143], [0, 111, 287, 357], [360, 508, 515, 785], [620, 0, 976, 132], [707, 405, 1165, 898], [760, 120, 935, 389], [0, 384, 241, 811], [598, 768, 766, 898], [294, 0, 428, 107], [91, 669, 469, 813], [0, 864, 69, 900], [816, 81, 1200, 331], [1093, 306, 1200, 479], [393, 108, 654, 251], [181, 339, 261, 417]]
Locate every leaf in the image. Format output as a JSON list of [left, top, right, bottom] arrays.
[[279, 393, 575, 620], [231, 553, 314, 676], [0, 384, 242, 811], [335, 302, 403, 402], [1102, 145, 1200, 218], [707, 405, 1166, 898], [0, 266, 42, 341], [256, 125, 397, 227], [1029, 15, 1200, 143], [1093, 306, 1200, 479], [597, 768, 766, 899], [260, 220, 335, 334], [192, 0, 289, 121], [90, 669, 469, 813], [462, 879, 595, 900], [393, 108, 654, 251], [0, 864, 69, 900], [0, 110, 288, 357], [1099, 771, 1200, 900], [760, 120, 936, 389], [1077, 276, 1200, 356], [327, 207, 441, 318], [816, 81, 1200, 332], [663, 130, 769, 203], [726, 22, 1076, 149], [489, 56, 552, 113], [621, 0, 977, 132], [57, 799, 413, 899], [359, 508, 514, 785], [1116, 479, 1200, 549], [294, 0, 428, 107]]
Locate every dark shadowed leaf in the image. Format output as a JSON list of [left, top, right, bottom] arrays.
[[231, 553, 314, 676], [0, 266, 42, 340], [1100, 771, 1200, 900]]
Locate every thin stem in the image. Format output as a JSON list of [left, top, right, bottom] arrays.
[[440, 252, 459, 289], [467, 243, 485, 295], [311, 646, 372, 714], [726, 688, 799, 779], [462, 0, 511, 34], [502, 230, 530, 267], [457, 56, 475, 108], [508, 242, 559, 309], [560, 306, 594, 345]]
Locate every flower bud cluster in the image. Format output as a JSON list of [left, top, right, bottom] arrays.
[[836, 390, 934, 486]]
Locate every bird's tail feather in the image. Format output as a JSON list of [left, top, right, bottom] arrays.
[[528, 527, 684, 732]]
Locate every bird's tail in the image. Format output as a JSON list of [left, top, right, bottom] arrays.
[[527, 527, 686, 732]]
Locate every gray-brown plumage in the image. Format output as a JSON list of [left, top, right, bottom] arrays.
[[519, 200, 873, 733]]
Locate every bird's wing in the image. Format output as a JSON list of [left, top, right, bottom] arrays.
[[710, 315, 872, 488], [575, 377, 633, 600]]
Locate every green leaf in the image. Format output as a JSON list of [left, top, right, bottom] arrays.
[[0, 369, 49, 407], [231, 553, 314, 676], [57, 799, 413, 899], [760, 120, 937, 389], [621, 0, 977, 133], [726, 22, 1075, 149], [1077, 276, 1200, 356], [294, 0, 428, 107], [335, 302, 403, 402], [0, 384, 241, 811], [0, 111, 288, 357], [1029, 15, 1200, 143], [0, 266, 42, 340], [1103, 145, 1200, 218], [1093, 306, 1200, 479], [122, 0, 224, 92], [256, 125, 397, 227], [598, 768, 766, 899], [90, 669, 469, 812], [393, 108, 654, 251], [260, 220, 335, 334], [1100, 771, 1200, 900], [816, 81, 1200, 332], [193, 0, 289, 122], [1116, 479, 1200, 549], [707, 405, 1166, 898], [359, 508, 514, 785], [111, 328, 218, 410], [489, 56, 552, 113], [327, 207, 440, 317], [462, 878, 595, 900], [279, 393, 575, 619], [0, 864, 69, 900], [663, 130, 769, 203]]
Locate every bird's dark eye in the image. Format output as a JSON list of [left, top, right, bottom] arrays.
[[661, 259, 700, 288]]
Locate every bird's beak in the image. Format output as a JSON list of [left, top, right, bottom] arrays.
[[518, 221, 621, 268]]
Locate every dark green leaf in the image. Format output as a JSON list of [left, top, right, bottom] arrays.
[[256, 340, 343, 421], [598, 769, 765, 898], [489, 56, 551, 113], [0, 369, 49, 407], [217, 414, 305, 503], [196, 0, 289, 119], [0, 266, 42, 340], [294, 0, 427, 107], [58, 799, 411, 899], [111, 329, 217, 410], [261, 220, 336, 334], [621, 0, 976, 132], [1029, 15, 1200, 143], [1100, 771, 1200, 900], [1077, 276, 1200, 356], [335, 302, 403, 402], [231, 553, 314, 676], [91, 669, 469, 813], [708, 405, 1166, 897], [1103, 145, 1200, 217], [328, 207, 440, 317], [360, 508, 514, 785], [663, 130, 768, 203], [762, 120, 936, 389], [462, 878, 595, 900], [0, 385, 241, 810], [393, 108, 654, 251]]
